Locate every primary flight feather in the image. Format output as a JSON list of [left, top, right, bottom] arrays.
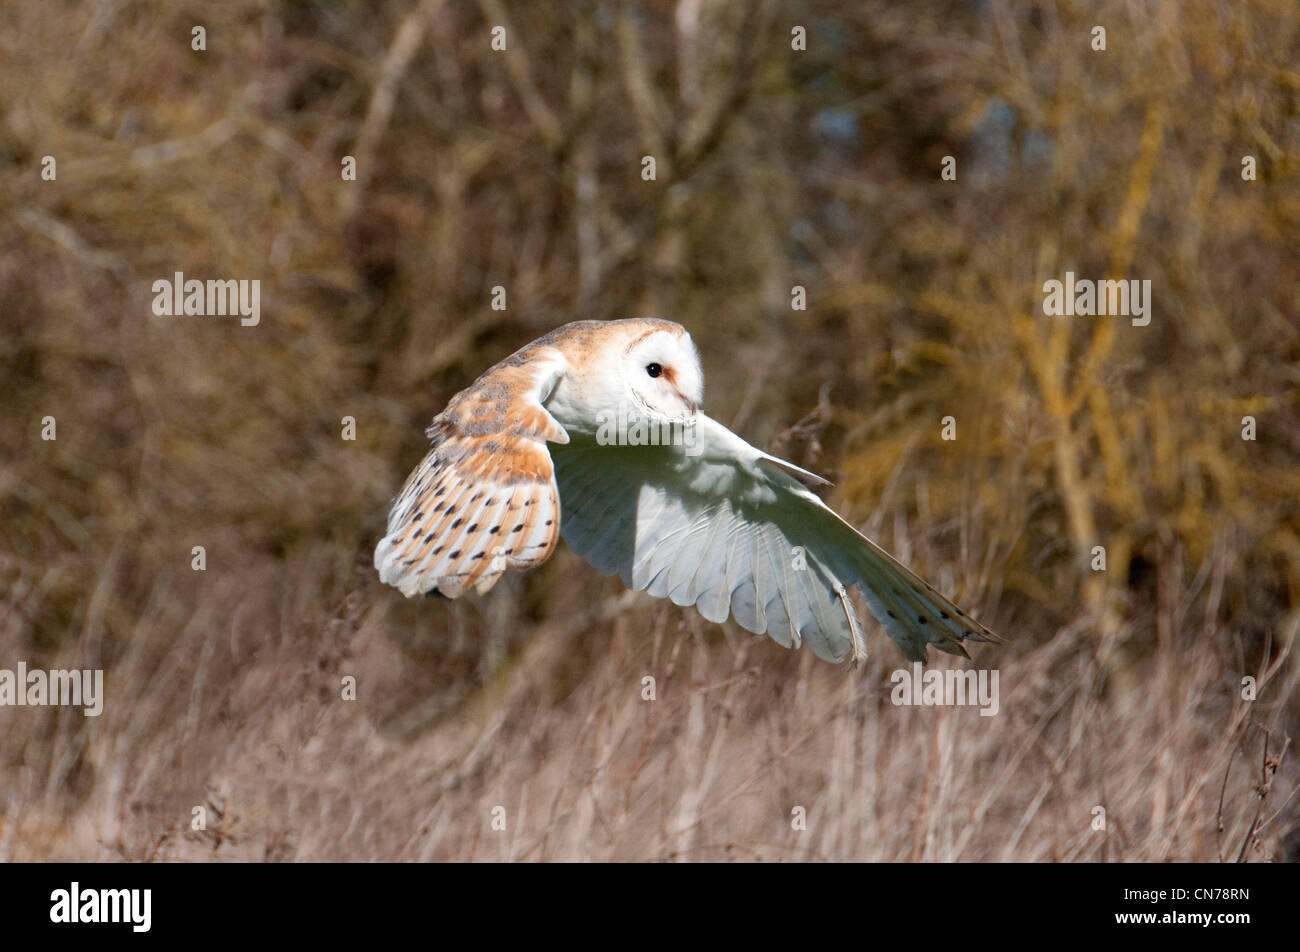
[[374, 318, 998, 664]]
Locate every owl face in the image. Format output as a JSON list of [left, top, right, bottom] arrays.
[[621, 329, 703, 423]]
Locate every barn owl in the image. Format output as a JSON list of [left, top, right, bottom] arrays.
[[374, 319, 997, 664]]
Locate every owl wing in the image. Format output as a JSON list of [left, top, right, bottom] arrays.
[[549, 414, 998, 664], [374, 350, 570, 599]]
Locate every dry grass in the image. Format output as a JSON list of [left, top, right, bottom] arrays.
[[1, 0, 1297, 860]]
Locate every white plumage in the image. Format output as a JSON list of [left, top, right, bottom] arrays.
[[375, 318, 998, 664]]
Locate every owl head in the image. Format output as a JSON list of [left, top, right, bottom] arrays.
[[620, 324, 703, 423]]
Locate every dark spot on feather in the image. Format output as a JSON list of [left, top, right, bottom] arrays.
[[512, 524, 525, 533], [917, 615, 928, 624], [449, 550, 461, 559], [472, 552, 485, 560], [432, 547, 443, 556], [544, 519, 553, 526], [451, 518, 462, 529], [489, 526, 500, 533], [446, 506, 456, 516], [423, 531, 436, 543], [940, 611, 950, 619], [886, 610, 897, 619]]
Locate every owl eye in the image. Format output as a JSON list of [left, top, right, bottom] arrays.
[[645, 363, 663, 378]]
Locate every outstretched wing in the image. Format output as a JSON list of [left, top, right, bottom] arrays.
[[374, 351, 569, 598], [550, 414, 997, 663]]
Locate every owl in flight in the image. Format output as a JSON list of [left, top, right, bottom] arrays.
[[375, 319, 997, 664]]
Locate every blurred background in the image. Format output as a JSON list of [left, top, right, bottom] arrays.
[[1, 0, 1297, 860]]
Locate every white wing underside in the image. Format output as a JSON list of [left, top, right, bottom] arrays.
[[551, 415, 995, 663]]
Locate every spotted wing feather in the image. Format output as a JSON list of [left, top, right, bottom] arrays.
[[374, 350, 568, 598]]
